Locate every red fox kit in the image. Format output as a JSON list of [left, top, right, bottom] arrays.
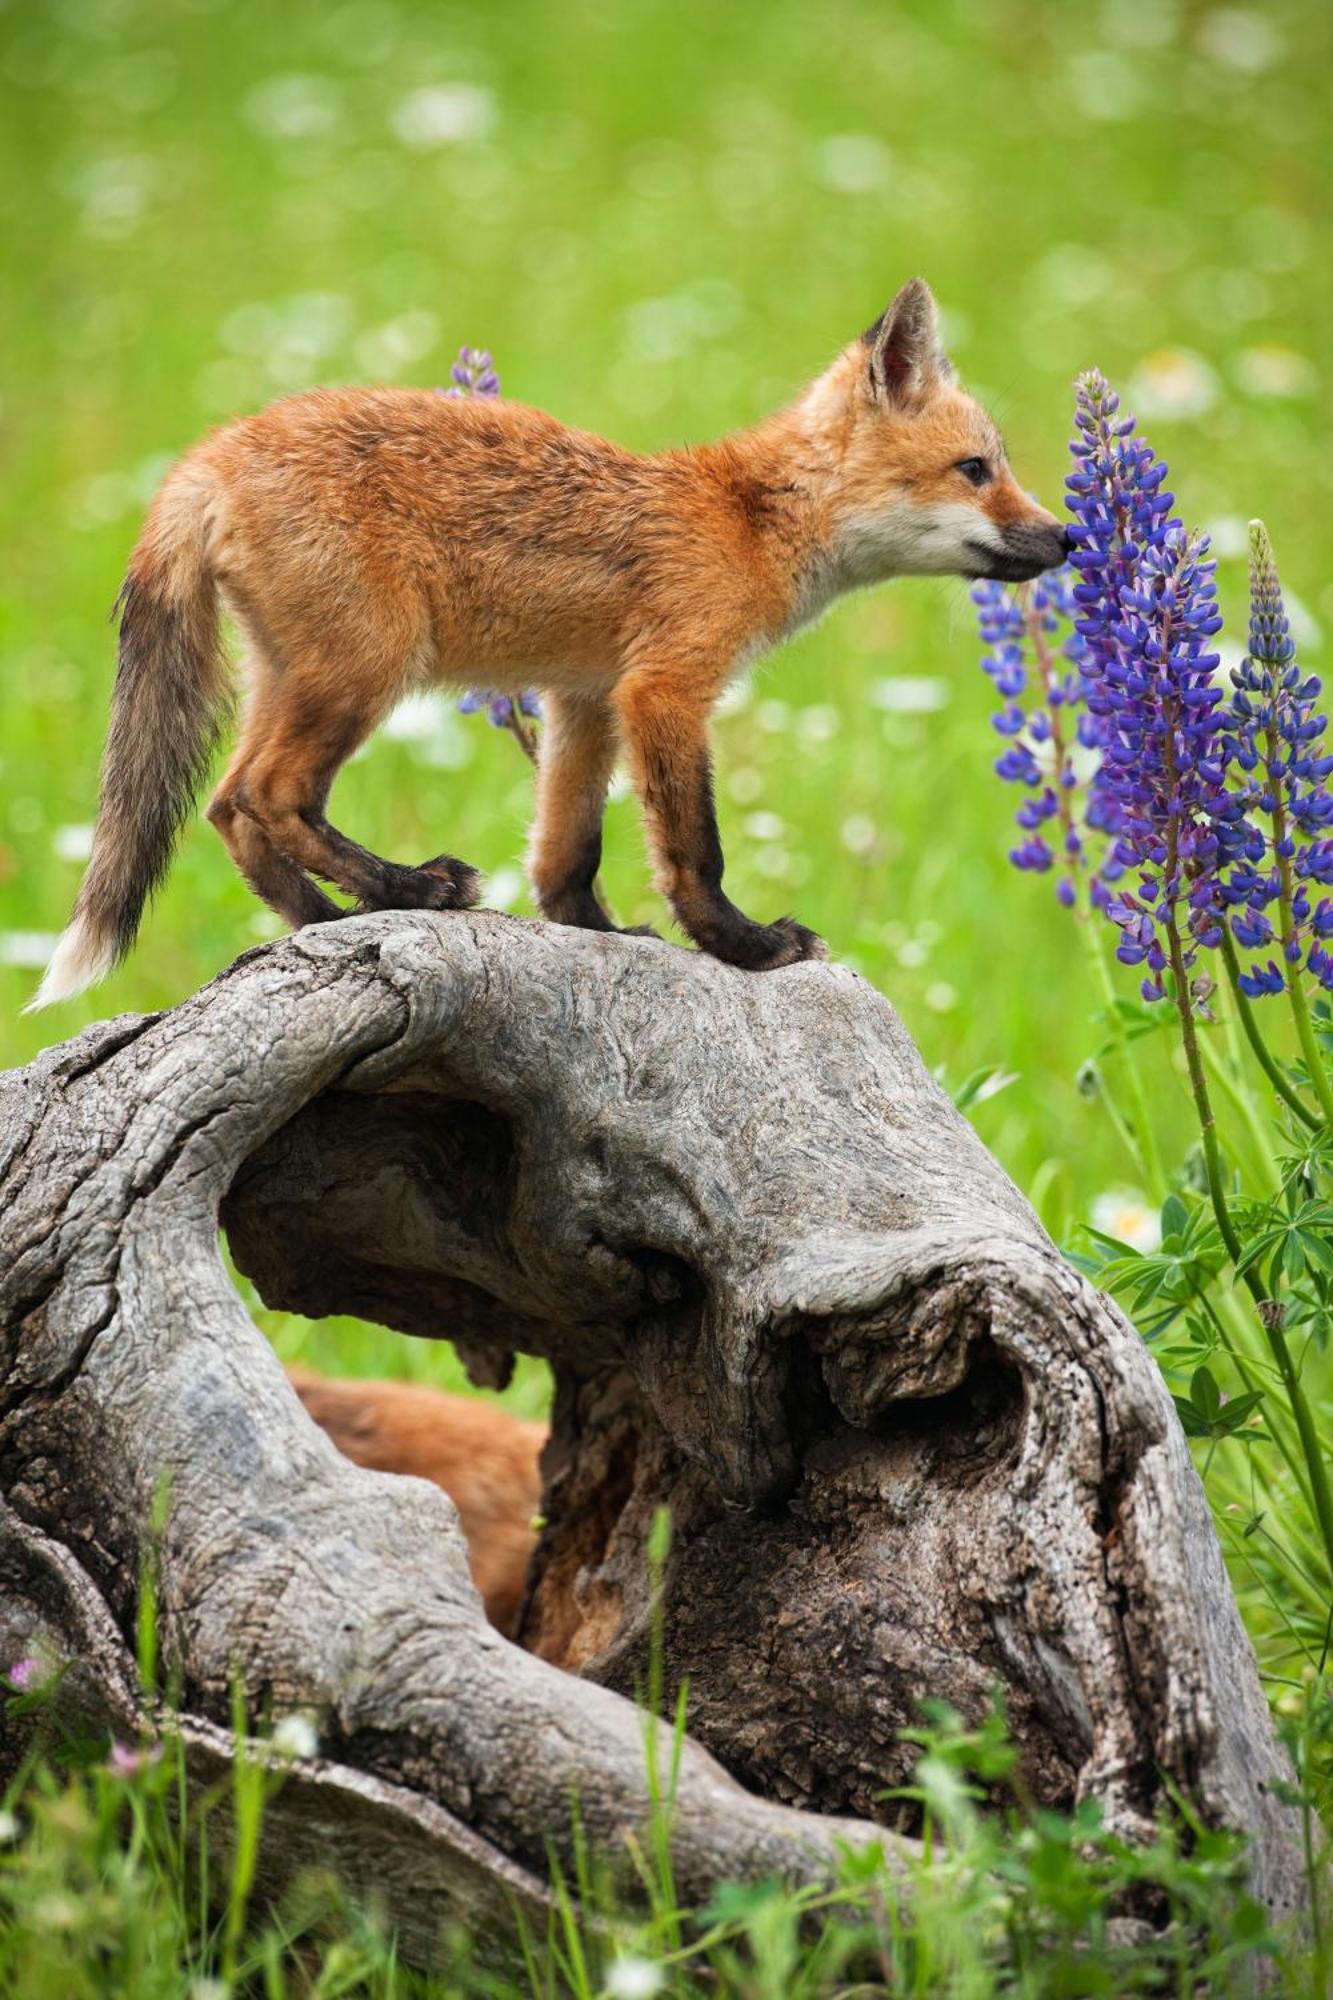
[[32, 278, 1067, 1006]]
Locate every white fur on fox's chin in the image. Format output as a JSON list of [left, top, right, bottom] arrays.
[[834, 501, 1007, 585], [24, 915, 114, 1011]]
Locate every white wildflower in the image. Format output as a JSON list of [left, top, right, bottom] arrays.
[[53, 824, 94, 863], [603, 1957, 665, 2000], [1126, 349, 1218, 422], [869, 676, 949, 714], [271, 1713, 319, 1760], [391, 84, 495, 149], [813, 133, 892, 194], [1090, 1189, 1161, 1254], [487, 866, 524, 912]]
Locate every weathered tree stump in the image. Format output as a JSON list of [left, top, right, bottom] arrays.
[[0, 912, 1307, 1952]]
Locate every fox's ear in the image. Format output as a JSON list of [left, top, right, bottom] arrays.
[[864, 278, 948, 406]]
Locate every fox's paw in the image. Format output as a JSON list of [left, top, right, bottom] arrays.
[[772, 916, 827, 963], [708, 914, 828, 972], [416, 855, 483, 910], [759, 915, 828, 968]]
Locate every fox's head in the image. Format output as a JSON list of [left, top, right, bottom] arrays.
[[802, 278, 1068, 589]]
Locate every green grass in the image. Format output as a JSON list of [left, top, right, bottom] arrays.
[[2, 1636, 1326, 1997], [2, 0, 1332, 1989]]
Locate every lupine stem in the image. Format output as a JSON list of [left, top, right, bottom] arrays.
[[1218, 925, 1320, 1129], [503, 709, 540, 764], [1165, 923, 1244, 1269], [1166, 913, 1333, 1584], [1081, 915, 1165, 1200], [1247, 1311, 1333, 1594], [1199, 1292, 1310, 1495]]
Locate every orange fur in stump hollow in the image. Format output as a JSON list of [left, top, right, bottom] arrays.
[[288, 1369, 546, 1638], [32, 277, 1069, 1008]]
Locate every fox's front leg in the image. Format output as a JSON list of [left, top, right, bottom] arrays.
[[615, 661, 825, 971]]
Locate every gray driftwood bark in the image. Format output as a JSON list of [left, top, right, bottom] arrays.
[[0, 912, 1307, 1954]]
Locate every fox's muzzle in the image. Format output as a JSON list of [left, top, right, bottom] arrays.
[[968, 522, 1071, 584]]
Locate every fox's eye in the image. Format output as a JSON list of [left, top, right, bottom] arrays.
[[955, 457, 992, 487]]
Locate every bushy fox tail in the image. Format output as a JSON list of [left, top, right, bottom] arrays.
[[28, 474, 230, 1010]]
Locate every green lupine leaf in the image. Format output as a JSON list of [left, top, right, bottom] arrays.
[[1172, 1397, 1209, 1438], [1190, 1367, 1221, 1423], [1160, 1192, 1189, 1245]]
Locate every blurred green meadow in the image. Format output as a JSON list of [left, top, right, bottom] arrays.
[[1, 0, 1330, 1363]]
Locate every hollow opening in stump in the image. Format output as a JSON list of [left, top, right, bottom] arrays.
[[220, 1080, 1060, 1839]]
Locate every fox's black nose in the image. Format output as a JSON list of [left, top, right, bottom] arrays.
[[1060, 526, 1074, 557]]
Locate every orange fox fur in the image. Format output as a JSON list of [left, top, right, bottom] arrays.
[[289, 1367, 545, 1638], [32, 277, 1067, 1006]]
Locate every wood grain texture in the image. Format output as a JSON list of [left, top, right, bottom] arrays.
[[0, 912, 1306, 1953]]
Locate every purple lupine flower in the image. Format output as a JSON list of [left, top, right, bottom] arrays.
[[1065, 373, 1176, 656], [442, 346, 501, 399], [973, 559, 1122, 909], [1089, 530, 1236, 1000], [442, 351, 543, 741], [1063, 372, 1244, 1002], [982, 374, 1330, 1021], [460, 686, 543, 732], [1220, 521, 1333, 996], [488, 692, 540, 729]]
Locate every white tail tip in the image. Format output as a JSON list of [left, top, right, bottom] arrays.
[[24, 916, 116, 1012]]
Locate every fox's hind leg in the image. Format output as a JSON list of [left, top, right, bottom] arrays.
[[243, 693, 481, 913], [211, 649, 480, 919], [207, 785, 341, 928], [527, 689, 623, 931], [208, 674, 342, 928]]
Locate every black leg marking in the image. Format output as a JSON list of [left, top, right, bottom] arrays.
[[659, 754, 825, 972], [293, 812, 482, 913]]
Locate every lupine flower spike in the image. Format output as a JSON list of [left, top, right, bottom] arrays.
[[1220, 521, 1333, 998], [985, 376, 1333, 1034], [441, 350, 542, 758], [1218, 521, 1333, 1126], [1065, 371, 1237, 1006]]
